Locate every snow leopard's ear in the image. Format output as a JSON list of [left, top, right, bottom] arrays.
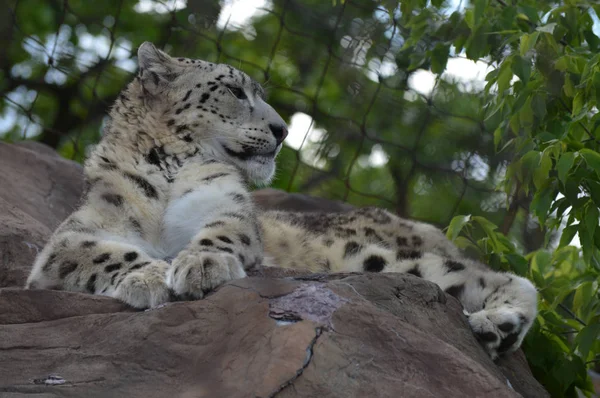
[[137, 42, 179, 94]]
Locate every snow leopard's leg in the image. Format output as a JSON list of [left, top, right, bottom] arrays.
[[26, 228, 170, 309], [336, 244, 537, 359], [164, 161, 263, 299]]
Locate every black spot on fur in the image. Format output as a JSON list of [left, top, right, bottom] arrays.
[[183, 134, 193, 142], [43, 254, 58, 271], [218, 236, 233, 244], [167, 119, 175, 127], [406, 265, 422, 278], [239, 234, 251, 245], [130, 218, 142, 233], [175, 125, 188, 134], [129, 261, 150, 271], [444, 284, 465, 298], [445, 260, 465, 272], [498, 332, 520, 353], [343, 241, 362, 258], [93, 253, 111, 264], [334, 228, 357, 238], [86, 273, 97, 293], [150, 71, 159, 85], [58, 261, 78, 278], [200, 239, 213, 246], [217, 246, 233, 253], [209, 85, 218, 92], [182, 89, 192, 102], [204, 221, 226, 228], [498, 322, 515, 333], [396, 236, 408, 246], [199, 93, 210, 103], [323, 239, 334, 247], [364, 227, 385, 243], [124, 172, 158, 199], [102, 193, 124, 207], [396, 250, 422, 260], [146, 147, 164, 168], [202, 172, 229, 182], [518, 314, 528, 325], [358, 207, 392, 223], [98, 157, 118, 171], [230, 193, 246, 203], [124, 252, 139, 262], [104, 263, 122, 273], [363, 255, 387, 272], [110, 272, 119, 285], [222, 212, 246, 220], [412, 235, 423, 246], [475, 331, 498, 342], [479, 277, 486, 289], [81, 241, 97, 248]]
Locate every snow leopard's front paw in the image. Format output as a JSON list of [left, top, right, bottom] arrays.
[[166, 250, 246, 300], [114, 260, 171, 309], [467, 308, 531, 360]]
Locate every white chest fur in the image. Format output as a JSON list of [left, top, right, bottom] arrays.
[[161, 182, 240, 257]]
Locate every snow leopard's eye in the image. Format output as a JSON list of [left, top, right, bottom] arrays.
[[226, 85, 247, 100]]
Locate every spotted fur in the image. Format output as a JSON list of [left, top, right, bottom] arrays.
[[26, 42, 537, 361]]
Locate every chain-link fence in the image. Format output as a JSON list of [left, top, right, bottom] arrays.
[[2, 0, 532, 240]]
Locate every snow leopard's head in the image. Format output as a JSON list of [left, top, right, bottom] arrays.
[[136, 42, 288, 184]]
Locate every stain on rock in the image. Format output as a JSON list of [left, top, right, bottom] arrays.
[[269, 283, 347, 328]]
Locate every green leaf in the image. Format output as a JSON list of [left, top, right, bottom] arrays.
[[497, 60, 513, 92], [580, 148, 600, 174], [465, 26, 487, 60], [473, 0, 488, 26], [511, 55, 531, 84], [472, 216, 498, 234], [572, 91, 584, 116], [531, 94, 547, 119], [559, 225, 578, 247], [493, 127, 503, 150], [563, 74, 575, 97], [531, 186, 553, 224], [532, 250, 552, 275], [557, 152, 575, 184], [408, 52, 426, 71], [585, 203, 599, 242], [446, 215, 471, 241], [536, 23, 557, 34], [533, 151, 551, 189], [576, 323, 600, 360], [579, 223, 594, 264], [519, 31, 539, 56], [430, 44, 449, 74], [573, 281, 594, 318], [505, 254, 528, 276]]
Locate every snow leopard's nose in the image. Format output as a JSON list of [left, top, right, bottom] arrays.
[[269, 124, 288, 146]]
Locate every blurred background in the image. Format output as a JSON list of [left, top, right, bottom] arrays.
[[1, 0, 525, 241]]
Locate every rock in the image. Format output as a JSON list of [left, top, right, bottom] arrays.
[[253, 188, 354, 213], [0, 142, 549, 397], [0, 142, 83, 288], [1, 273, 544, 398]]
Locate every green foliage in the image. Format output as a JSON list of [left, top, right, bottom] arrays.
[[1, 0, 600, 395]]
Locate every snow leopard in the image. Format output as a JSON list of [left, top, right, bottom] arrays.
[[26, 42, 537, 360]]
